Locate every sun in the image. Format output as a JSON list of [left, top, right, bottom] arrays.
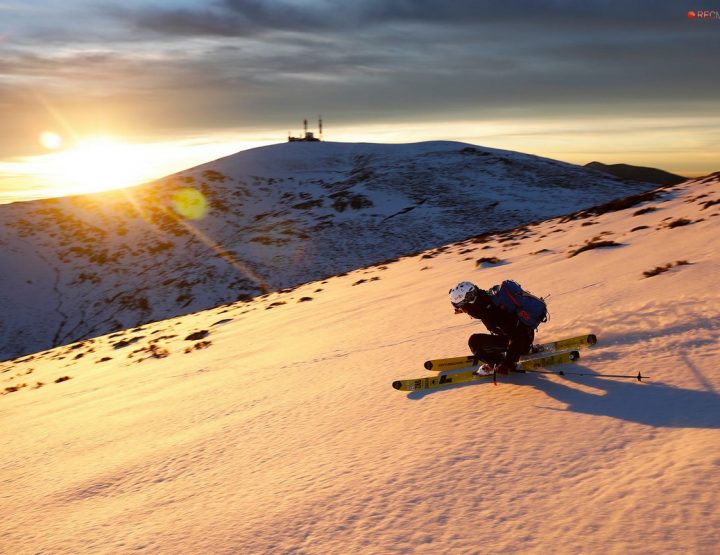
[[39, 131, 64, 150], [5, 132, 267, 203], [42, 136, 154, 196]]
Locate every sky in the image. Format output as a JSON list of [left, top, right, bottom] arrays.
[[0, 1, 719, 202]]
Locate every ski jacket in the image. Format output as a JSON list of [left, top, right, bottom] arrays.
[[463, 289, 534, 367]]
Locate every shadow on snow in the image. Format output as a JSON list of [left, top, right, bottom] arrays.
[[407, 364, 720, 429]]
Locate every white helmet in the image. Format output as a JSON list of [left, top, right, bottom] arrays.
[[449, 281, 479, 308]]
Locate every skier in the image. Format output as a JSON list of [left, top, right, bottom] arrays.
[[448, 281, 538, 376]]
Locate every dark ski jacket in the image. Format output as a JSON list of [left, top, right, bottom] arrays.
[[463, 289, 534, 367]]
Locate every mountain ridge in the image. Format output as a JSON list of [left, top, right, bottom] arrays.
[[0, 140, 658, 360], [585, 160, 687, 186]]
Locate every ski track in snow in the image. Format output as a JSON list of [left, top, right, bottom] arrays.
[[0, 172, 718, 554]]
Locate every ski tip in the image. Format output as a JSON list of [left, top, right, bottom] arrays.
[[392, 380, 402, 390], [423, 361, 433, 371], [588, 334, 598, 345], [569, 350, 580, 361]]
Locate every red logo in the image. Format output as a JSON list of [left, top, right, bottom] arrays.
[[689, 9, 720, 20]]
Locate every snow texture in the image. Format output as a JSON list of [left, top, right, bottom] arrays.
[[0, 141, 655, 361], [1, 170, 718, 554]]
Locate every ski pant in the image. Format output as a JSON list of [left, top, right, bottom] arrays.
[[468, 328, 534, 367]]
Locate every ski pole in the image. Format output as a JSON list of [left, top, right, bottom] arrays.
[[522, 369, 649, 382]]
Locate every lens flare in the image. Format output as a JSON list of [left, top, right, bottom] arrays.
[[171, 188, 208, 220]]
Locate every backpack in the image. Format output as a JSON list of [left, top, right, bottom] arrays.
[[488, 280, 548, 329]]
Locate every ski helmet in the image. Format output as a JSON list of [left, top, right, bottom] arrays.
[[449, 281, 479, 308]]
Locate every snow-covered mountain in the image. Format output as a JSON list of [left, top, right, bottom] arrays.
[[0, 141, 657, 361], [585, 161, 687, 186], [1, 171, 718, 554]]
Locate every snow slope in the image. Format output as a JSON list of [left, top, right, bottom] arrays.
[[0, 140, 654, 361], [1, 173, 718, 554]]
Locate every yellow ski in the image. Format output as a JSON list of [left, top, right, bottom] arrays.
[[393, 351, 580, 392], [423, 334, 596, 372]]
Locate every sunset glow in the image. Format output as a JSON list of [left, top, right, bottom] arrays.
[[0, 135, 273, 202], [61, 137, 148, 191], [5, 138, 149, 199]]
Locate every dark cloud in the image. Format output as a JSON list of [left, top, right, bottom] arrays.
[[102, 0, 720, 106], [114, 0, 707, 37]]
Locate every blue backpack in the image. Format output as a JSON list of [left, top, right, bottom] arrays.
[[489, 280, 548, 329]]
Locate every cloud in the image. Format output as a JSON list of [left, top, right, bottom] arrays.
[[102, 0, 719, 108], [115, 0, 692, 37], [0, 0, 718, 164]]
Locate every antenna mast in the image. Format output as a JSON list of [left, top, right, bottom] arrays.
[[288, 117, 322, 142]]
